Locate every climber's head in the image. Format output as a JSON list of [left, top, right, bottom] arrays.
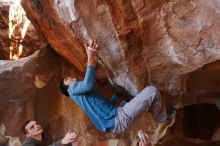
[[59, 77, 76, 96]]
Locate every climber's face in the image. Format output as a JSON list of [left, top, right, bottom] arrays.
[[64, 76, 77, 85]]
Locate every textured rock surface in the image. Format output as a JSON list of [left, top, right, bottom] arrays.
[[0, 0, 220, 145], [0, 51, 38, 146], [183, 60, 220, 106], [21, 0, 220, 104], [0, 0, 46, 60]]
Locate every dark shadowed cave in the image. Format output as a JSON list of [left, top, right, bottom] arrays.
[[182, 104, 220, 141]]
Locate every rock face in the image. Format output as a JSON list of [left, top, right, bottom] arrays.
[[0, 0, 46, 60], [0, 0, 220, 145], [21, 0, 220, 104], [0, 51, 39, 146]]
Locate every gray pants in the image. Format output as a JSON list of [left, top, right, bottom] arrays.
[[113, 86, 167, 133]]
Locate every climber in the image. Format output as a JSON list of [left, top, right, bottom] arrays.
[[59, 40, 176, 133], [21, 120, 77, 146]]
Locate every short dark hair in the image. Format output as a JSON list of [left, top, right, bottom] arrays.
[[21, 120, 33, 134], [59, 79, 70, 96]]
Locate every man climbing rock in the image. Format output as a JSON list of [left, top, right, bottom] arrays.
[[59, 40, 176, 133]]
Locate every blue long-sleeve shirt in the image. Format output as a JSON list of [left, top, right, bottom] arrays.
[[67, 65, 118, 132]]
